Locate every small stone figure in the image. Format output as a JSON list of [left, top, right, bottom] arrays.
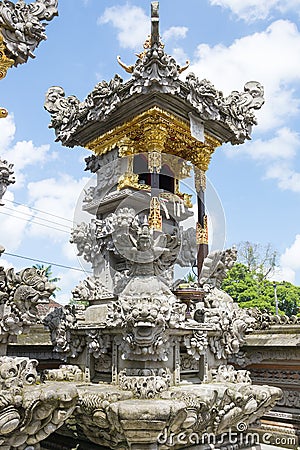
[[0, 158, 15, 205]]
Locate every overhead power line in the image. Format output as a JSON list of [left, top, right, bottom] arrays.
[[2, 205, 72, 230], [0, 210, 71, 234], [4, 251, 92, 274], [4, 199, 74, 224]]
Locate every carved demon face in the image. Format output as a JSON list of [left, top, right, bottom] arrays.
[[120, 297, 170, 361]]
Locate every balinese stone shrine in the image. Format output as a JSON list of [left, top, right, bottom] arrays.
[[0, 1, 299, 449]]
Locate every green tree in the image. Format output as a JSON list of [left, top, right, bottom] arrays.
[[221, 263, 300, 316], [33, 264, 61, 298]]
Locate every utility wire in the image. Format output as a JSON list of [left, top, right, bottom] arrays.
[[4, 199, 74, 224], [4, 251, 92, 274], [2, 206, 72, 230], [0, 210, 71, 235]]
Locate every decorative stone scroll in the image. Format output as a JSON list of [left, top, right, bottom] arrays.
[[118, 368, 171, 398], [0, 0, 58, 66], [0, 356, 78, 450]]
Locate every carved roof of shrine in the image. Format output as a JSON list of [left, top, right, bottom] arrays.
[[44, 2, 264, 150]]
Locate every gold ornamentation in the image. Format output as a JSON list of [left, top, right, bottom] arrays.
[[118, 173, 150, 191], [143, 122, 169, 154], [0, 108, 8, 118], [118, 154, 150, 191], [86, 107, 221, 171], [196, 215, 208, 245], [178, 60, 190, 74], [195, 169, 207, 192], [117, 55, 134, 74], [0, 33, 14, 118], [0, 33, 14, 80], [180, 193, 193, 209], [148, 196, 162, 231], [148, 151, 162, 173]]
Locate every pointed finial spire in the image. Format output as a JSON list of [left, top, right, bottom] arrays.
[[151, 2, 159, 47]]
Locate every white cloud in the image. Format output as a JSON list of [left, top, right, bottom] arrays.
[[98, 5, 149, 50], [230, 127, 300, 161], [266, 164, 300, 192], [269, 235, 300, 284], [27, 174, 89, 243], [209, 0, 300, 22], [163, 26, 188, 42], [0, 258, 14, 270], [281, 235, 300, 270], [0, 114, 54, 188], [188, 20, 300, 132], [187, 20, 300, 193], [172, 47, 189, 66], [0, 114, 16, 149], [0, 192, 33, 251], [269, 266, 296, 283]]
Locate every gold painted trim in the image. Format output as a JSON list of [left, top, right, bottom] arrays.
[[0, 33, 14, 118], [85, 107, 221, 171], [196, 216, 208, 245], [0, 33, 14, 80]]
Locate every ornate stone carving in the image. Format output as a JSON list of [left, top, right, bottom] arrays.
[[250, 307, 300, 329], [199, 247, 237, 288], [186, 74, 223, 120], [70, 221, 106, 271], [222, 81, 265, 144], [44, 86, 81, 145], [160, 383, 281, 439], [176, 226, 197, 267], [85, 149, 118, 174], [233, 347, 300, 367], [119, 368, 171, 398], [180, 353, 199, 372], [277, 389, 300, 408], [0, 265, 55, 344], [42, 364, 85, 382], [44, 75, 124, 146], [0, 0, 58, 66], [0, 356, 38, 388], [111, 209, 180, 277], [43, 306, 85, 360], [0, 159, 15, 205], [87, 330, 111, 359], [207, 307, 255, 360], [72, 276, 114, 304], [250, 368, 300, 387], [129, 44, 182, 95], [108, 295, 185, 361], [184, 331, 208, 360], [84, 74, 123, 122], [0, 356, 78, 449], [210, 364, 252, 384]]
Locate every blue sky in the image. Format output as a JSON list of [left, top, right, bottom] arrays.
[[1, 0, 300, 303]]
